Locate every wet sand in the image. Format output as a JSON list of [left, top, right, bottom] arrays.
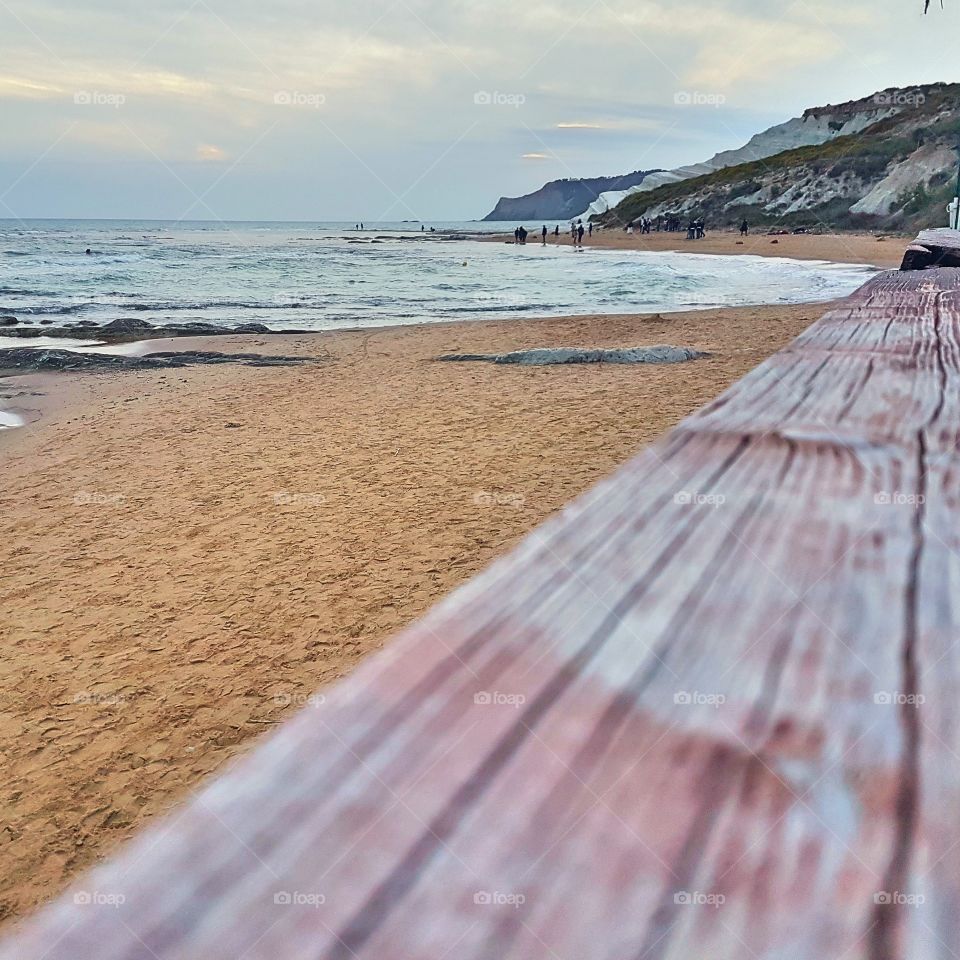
[[1, 300, 838, 925], [496, 229, 906, 269]]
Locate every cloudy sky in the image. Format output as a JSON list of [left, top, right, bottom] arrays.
[[0, 0, 954, 221]]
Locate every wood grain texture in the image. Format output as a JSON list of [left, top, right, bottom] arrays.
[[4, 267, 960, 960]]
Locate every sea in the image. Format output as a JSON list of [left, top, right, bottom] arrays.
[[0, 219, 876, 334]]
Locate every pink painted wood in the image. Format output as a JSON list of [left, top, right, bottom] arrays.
[[4, 265, 960, 960]]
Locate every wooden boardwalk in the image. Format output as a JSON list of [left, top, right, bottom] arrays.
[[4, 259, 960, 959]]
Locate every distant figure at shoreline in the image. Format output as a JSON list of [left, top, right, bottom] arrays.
[[740, 219, 749, 237], [576, 220, 585, 249], [554, 225, 560, 239], [517, 225, 528, 245], [588, 223, 593, 237], [541, 225, 548, 245]]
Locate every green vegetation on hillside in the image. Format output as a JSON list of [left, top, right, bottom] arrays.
[[599, 83, 960, 232]]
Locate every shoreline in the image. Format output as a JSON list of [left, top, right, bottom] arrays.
[[0, 230, 884, 435], [0, 297, 840, 925], [0, 290, 851, 438], [483, 228, 906, 269]]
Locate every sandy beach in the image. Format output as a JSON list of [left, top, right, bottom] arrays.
[[498, 229, 907, 269], [0, 296, 843, 926]]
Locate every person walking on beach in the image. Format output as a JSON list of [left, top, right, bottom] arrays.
[[588, 222, 593, 237], [554, 225, 560, 239], [740, 219, 749, 237], [577, 221, 585, 248], [518, 226, 528, 245], [542, 225, 548, 245]]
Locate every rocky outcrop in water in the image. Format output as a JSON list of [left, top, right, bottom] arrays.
[[0, 349, 318, 375], [0, 318, 301, 342]]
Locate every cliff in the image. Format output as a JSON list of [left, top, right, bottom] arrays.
[[598, 84, 960, 232], [482, 170, 659, 222]]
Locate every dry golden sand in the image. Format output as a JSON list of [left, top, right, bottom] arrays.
[[1, 299, 838, 925], [502, 228, 906, 269]]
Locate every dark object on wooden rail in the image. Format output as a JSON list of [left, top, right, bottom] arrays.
[[900, 226, 960, 269], [3, 268, 959, 959]]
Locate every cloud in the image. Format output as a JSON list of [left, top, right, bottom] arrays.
[[555, 119, 663, 132], [0, 0, 953, 218], [196, 144, 227, 162], [0, 75, 64, 99]]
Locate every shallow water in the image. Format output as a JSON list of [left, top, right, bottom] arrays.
[[0, 409, 24, 430], [0, 337, 147, 355], [0, 219, 875, 333]]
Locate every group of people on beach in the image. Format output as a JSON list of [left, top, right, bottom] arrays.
[[625, 213, 708, 237], [569, 219, 591, 249], [626, 214, 684, 234], [512, 219, 594, 249]]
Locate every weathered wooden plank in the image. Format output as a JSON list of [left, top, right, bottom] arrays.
[[4, 267, 960, 959], [901, 227, 960, 270]]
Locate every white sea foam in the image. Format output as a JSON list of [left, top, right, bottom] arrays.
[[0, 409, 24, 430], [0, 337, 149, 356]]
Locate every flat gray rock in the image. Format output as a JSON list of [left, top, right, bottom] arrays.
[[0, 349, 318, 376], [436, 346, 708, 366]]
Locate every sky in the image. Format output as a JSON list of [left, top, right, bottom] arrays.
[[0, 0, 956, 221]]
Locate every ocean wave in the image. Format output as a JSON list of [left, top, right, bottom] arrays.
[[2, 298, 318, 316], [0, 288, 59, 296], [124, 299, 310, 311], [0, 303, 91, 315], [442, 303, 563, 314], [0, 225, 874, 334]]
